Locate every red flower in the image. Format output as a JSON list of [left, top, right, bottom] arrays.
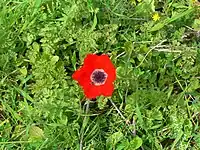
[[72, 54, 116, 99]]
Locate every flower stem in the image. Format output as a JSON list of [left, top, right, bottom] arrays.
[[109, 99, 136, 136], [80, 100, 90, 150]]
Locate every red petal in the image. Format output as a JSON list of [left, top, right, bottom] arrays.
[[83, 85, 101, 99], [84, 54, 98, 66], [101, 83, 114, 97], [95, 55, 116, 82], [72, 67, 84, 81], [73, 54, 98, 82], [83, 83, 114, 99], [73, 65, 94, 89], [72, 53, 116, 99]]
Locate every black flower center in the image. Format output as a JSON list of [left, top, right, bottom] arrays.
[[90, 69, 108, 86]]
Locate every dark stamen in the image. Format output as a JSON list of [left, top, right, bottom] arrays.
[[90, 69, 108, 86]]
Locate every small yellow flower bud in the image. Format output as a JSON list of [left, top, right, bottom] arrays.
[[152, 12, 160, 21]]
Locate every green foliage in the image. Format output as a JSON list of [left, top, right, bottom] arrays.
[[0, 0, 200, 149]]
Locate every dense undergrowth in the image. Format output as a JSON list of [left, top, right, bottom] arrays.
[[0, 0, 200, 149]]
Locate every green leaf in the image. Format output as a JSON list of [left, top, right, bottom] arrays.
[[124, 41, 133, 55], [187, 77, 199, 92], [90, 8, 98, 31], [51, 56, 59, 64], [171, 130, 183, 150], [32, 0, 42, 17], [29, 125, 45, 140], [19, 66, 27, 76], [150, 22, 165, 32], [136, 103, 145, 130], [145, 0, 155, 12], [14, 86, 34, 102], [192, 19, 200, 30], [106, 132, 124, 148], [166, 8, 194, 24], [97, 96, 108, 109], [32, 42, 40, 52], [71, 51, 77, 70], [151, 110, 163, 120], [150, 8, 194, 32], [129, 136, 143, 150]]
